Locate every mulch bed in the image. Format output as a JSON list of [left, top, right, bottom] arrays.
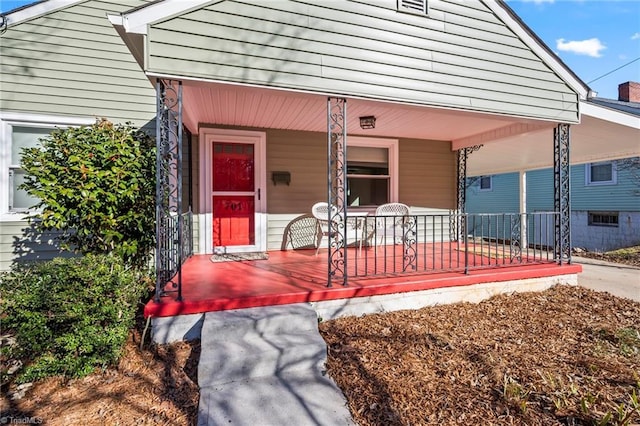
[[1, 330, 200, 425], [320, 285, 640, 426]]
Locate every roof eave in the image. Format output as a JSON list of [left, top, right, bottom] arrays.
[[116, 0, 221, 35], [2, 0, 82, 27]]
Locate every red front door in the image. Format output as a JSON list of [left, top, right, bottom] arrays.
[[212, 142, 255, 247]]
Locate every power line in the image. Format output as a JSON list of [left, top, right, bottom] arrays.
[[587, 56, 640, 84]]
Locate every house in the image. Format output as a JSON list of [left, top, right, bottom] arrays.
[[2, 0, 592, 327], [466, 82, 640, 252], [0, 0, 157, 270]]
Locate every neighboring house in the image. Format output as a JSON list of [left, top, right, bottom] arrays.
[[466, 82, 640, 252], [1, 0, 598, 298]]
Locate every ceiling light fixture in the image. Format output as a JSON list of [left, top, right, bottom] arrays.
[[359, 115, 376, 129]]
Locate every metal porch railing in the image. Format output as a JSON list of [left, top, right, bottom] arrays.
[[345, 212, 560, 279], [155, 210, 193, 301]]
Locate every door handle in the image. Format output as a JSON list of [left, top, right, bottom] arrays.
[[257, 188, 261, 200]]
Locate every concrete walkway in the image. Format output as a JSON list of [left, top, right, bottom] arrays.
[[574, 256, 640, 302], [196, 303, 354, 426]]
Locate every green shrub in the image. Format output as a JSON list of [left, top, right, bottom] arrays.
[[20, 119, 156, 268], [0, 254, 150, 383]]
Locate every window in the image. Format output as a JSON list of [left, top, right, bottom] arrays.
[[479, 175, 492, 191], [397, 0, 428, 15], [588, 211, 619, 227], [8, 126, 51, 211], [586, 161, 616, 186], [346, 138, 398, 207], [1, 113, 93, 216]]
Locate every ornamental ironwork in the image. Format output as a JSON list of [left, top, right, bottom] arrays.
[[452, 145, 482, 242], [155, 79, 184, 301], [510, 214, 522, 262], [327, 97, 348, 287], [553, 123, 571, 264], [402, 216, 418, 272]]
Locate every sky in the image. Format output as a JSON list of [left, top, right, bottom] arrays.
[[1, 0, 639, 99]]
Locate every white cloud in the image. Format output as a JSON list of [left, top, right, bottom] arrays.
[[632, 33, 640, 40], [556, 38, 606, 58]]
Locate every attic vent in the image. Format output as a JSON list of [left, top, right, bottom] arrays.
[[398, 0, 427, 15]]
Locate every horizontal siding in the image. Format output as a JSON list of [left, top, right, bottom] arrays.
[[0, 0, 156, 127], [468, 157, 640, 214], [525, 169, 554, 212], [398, 138, 456, 209], [466, 172, 520, 213], [268, 213, 307, 250], [0, 220, 73, 271], [266, 129, 327, 214], [572, 160, 640, 211], [147, 0, 578, 123]]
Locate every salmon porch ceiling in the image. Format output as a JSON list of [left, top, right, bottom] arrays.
[[181, 82, 639, 177], [181, 82, 530, 141]]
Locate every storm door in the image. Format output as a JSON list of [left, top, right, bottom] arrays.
[[201, 129, 266, 254]]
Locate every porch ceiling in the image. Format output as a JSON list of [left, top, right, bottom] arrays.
[[466, 103, 640, 176], [181, 81, 531, 143], [180, 82, 639, 177]]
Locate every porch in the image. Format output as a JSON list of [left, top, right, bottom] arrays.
[[146, 211, 581, 318]]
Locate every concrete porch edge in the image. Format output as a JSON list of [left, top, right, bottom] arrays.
[[150, 269, 580, 344]]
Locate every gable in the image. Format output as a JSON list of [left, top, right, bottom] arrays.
[[0, 0, 156, 126], [139, 0, 580, 123]]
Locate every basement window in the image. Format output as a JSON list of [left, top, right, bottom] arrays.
[[588, 211, 619, 227], [397, 0, 428, 15]]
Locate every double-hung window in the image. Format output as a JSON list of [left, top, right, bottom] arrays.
[[346, 138, 398, 207], [1, 114, 93, 216], [585, 161, 617, 186], [8, 126, 51, 212]]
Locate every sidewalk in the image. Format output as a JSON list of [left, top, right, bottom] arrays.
[[573, 256, 640, 302]]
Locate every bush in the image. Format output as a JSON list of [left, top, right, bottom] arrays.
[[0, 255, 150, 383], [20, 119, 156, 268]]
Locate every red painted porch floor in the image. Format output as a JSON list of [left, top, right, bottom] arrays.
[[144, 246, 582, 317]]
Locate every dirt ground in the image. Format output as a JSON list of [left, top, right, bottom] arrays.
[[2, 248, 638, 425]]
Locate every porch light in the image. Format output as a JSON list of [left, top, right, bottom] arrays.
[[359, 115, 376, 129]]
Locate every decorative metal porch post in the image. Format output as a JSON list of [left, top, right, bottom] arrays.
[[453, 145, 482, 242], [155, 80, 184, 302], [327, 97, 348, 287], [553, 123, 571, 264]]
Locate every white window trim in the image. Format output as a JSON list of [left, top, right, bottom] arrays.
[[585, 161, 617, 186], [347, 137, 399, 205], [478, 175, 493, 192], [0, 112, 94, 220]]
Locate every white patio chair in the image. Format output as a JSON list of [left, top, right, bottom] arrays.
[[311, 202, 368, 255], [374, 202, 411, 245]]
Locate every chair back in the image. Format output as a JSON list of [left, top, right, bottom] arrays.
[[375, 202, 410, 218], [374, 203, 410, 244], [312, 202, 338, 222]]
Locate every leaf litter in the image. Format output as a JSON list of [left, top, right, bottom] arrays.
[[319, 285, 640, 426]]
